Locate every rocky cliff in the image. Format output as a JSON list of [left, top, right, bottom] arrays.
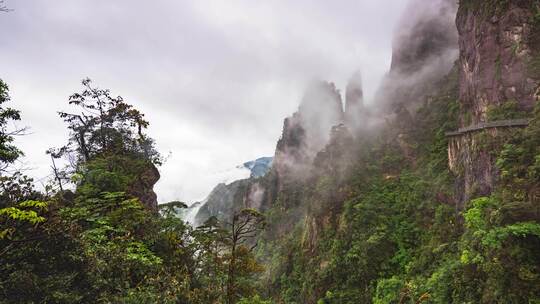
[[449, 0, 540, 203], [374, 0, 458, 113], [344, 72, 368, 132], [457, 0, 540, 125], [194, 179, 251, 225], [272, 81, 344, 196], [128, 163, 160, 212], [170, 1, 540, 302]]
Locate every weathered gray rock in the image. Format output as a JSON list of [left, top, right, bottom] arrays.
[[128, 163, 160, 212], [374, 0, 458, 113], [457, 0, 540, 124]]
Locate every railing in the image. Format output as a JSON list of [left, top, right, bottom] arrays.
[[446, 118, 530, 137]]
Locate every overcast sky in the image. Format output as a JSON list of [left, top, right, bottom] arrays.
[[0, 0, 408, 203]]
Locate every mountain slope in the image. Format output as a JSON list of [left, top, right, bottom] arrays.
[[246, 1, 540, 303]]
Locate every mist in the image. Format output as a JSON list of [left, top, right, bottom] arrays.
[[1, 1, 416, 204], [257, 0, 459, 209]]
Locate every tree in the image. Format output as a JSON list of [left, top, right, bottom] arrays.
[[0, 80, 72, 303], [55, 79, 163, 211], [0, 79, 46, 247], [57, 78, 160, 166], [185, 216, 228, 303], [225, 208, 266, 304], [158, 200, 188, 217], [0, 79, 24, 172]]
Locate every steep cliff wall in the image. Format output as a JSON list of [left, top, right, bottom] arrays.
[[268, 81, 344, 209], [450, 0, 540, 204], [253, 1, 540, 302], [374, 0, 458, 113], [448, 128, 521, 203], [344, 72, 367, 132], [127, 163, 160, 212], [273, 81, 344, 175], [457, 0, 540, 125], [194, 179, 251, 225]]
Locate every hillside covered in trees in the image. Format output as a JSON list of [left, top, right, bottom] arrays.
[[1, 0, 540, 303]]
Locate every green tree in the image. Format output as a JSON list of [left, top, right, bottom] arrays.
[[225, 208, 266, 304], [0, 79, 23, 171], [57, 78, 160, 166]]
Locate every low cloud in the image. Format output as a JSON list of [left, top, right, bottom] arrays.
[[0, 0, 409, 202]]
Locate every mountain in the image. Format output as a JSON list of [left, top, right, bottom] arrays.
[[3, 0, 539, 302], [179, 156, 273, 226], [199, 1, 540, 302], [242, 157, 273, 178]]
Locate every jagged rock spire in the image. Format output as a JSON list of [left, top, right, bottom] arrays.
[[344, 71, 367, 132], [273, 81, 344, 189]]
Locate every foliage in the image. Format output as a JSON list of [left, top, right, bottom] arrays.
[[496, 103, 540, 202], [458, 196, 540, 303], [0, 78, 268, 304], [253, 62, 540, 304], [0, 78, 23, 170], [486, 100, 527, 121], [0, 200, 47, 240], [225, 209, 266, 304], [237, 295, 272, 304], [57, 78, 161, 166], [2, 14, 540, 301]]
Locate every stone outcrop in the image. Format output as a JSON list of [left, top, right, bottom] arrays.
[[374, 0, 458, 113], [449, 1, 540, 204], [273, 81, 344, 182], [457, 0, 540, 124], [344, 72, 367, 132], [194, 179, 251, 225], [128, 163, 160, 212], [313, 123, 354, 175], [448, 129, 512, 204]]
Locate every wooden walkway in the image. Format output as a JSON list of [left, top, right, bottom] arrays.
[[445, 118, 530, 137]]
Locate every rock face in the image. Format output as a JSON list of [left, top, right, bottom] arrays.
[[448, 129, 504, 203], [449, 1, 540, 204], [313, 124, 354, 175], [243, 157, 273, 178], [297, 81, 345, 154], [344, 72, 367, 132], [261, 81, 345, 213], [457, 0, 540, 125], [128, 163, 160, 212], [273, 81, 344, 182], [192, 177, 272, 226], [226, 81, 344, 214], [374, 0, 458, 113], [188, 157, 272, 225], [194, 179, 251, 225]]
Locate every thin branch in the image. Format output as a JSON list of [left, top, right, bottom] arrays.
[[0, 0, 11, 12]]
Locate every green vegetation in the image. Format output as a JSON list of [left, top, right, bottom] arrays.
[[0, 79, 23, 166], [486, 100, 528, 121], [1, 1, 540, 299], [0, 67, 529, 304], [252, 65, 540, 303], [0, 79, 270, 304], [459, 0, 511, 17]]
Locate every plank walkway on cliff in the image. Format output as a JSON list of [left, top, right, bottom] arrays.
[[445, 118, 530, 137]]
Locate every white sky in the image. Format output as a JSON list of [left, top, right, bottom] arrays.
[[0, 0, 409, 203]]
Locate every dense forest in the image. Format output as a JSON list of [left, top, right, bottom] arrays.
[[1, 0, 540, 303]]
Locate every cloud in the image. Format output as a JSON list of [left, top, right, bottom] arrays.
[[0, 0, 408, 202]]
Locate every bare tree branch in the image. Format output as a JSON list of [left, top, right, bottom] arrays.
[[0, 0, 11, 12]]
